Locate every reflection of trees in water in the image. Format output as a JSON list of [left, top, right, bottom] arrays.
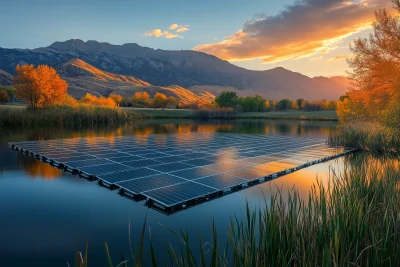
[[343, 153, 400, 178], [19, 154, 62, 180]]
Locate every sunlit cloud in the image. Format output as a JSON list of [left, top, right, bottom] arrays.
[[194, 0, 392, 63], [145, 24, 189, 39], [176, 26, 190, 33], [144, 29, 163, 37], [169, 24, 179, 30], [163, 31, 183, 39]]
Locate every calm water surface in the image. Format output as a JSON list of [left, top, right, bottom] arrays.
[[0, 120, 347, 267]]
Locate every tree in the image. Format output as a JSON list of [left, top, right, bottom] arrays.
[[153, 92, 168, 110], [133, 91, 150, 106], [215, 91, 238, 108], [296, 99, 304, 109], [13, 64, 68, 109], [167, 96, 177, 107], [0, 90, 10, 103], [0, 86, 16, 102], [109, 94, 122, 107], [344, 1, 400, 127], [80, 93, 116, 107], [277, 99, 293, 110]]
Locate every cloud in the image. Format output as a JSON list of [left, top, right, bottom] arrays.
[[163, 31, 183, 39], [145, 24, 189, 39], [328, 55, 351, 61], [169, 24, 179, 30], [176, 26, 190, 33], [144, 29, 163, 37], [194, 0, 391, 63]]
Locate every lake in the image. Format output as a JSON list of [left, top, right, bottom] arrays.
[[0, 119, 349, 266]]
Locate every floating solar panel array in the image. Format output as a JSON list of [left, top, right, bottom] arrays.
[[9, 133, 355, 214]]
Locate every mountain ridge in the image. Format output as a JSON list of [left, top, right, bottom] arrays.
[[0, 39, 349, 100]]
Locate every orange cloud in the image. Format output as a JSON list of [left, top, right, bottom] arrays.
[[144, 29, 163, 37], [176, 26, 190, 33], [169, 24, 179, 30], [145, 29, 183, 39], [163, 31, 183, 39], [194, 0, 391, 63]]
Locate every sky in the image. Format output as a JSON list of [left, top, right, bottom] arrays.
[[0, 0, 393, 77]]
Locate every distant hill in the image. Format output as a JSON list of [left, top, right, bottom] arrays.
[[54, 58, 215, 104], [0, 70, 12, 85], [0, 39, 350, 100]]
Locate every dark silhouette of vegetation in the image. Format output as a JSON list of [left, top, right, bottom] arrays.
[[0, 90, 10, 103], [214, 92, 336, 112]]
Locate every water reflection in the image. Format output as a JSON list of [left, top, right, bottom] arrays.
[[0, 120, 399, 267]]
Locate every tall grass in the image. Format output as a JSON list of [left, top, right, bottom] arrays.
[[71, 154, 400, 266], [329, 123, 400, 154], [0, 105, 142, 127]]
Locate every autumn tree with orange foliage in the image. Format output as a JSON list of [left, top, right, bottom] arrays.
[[110, 93, 122, 107], [0, 90, 10, 103], [80, 93, 116, 107], [340, 0, 400, 127], [132, 91, 150, 106], [13, 64, 68, 109]]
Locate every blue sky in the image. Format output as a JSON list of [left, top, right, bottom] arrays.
[[0, 0, 388, 77]]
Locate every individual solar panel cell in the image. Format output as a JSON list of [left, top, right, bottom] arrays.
[[97, 168, 161, 184], [181, 158, 216, 167], [153, 156, 189, 163], [79, 163, 129, 176], [194, 173, 247, 190], [53, 155, 95, 162], [107, 155, 144, 162], [121, 159, 162, 169], [65, 158, 112, 168], [149, 162, 194, 173], [117, 174, 186, 194], [143, 182, 215, 206], [137, 152, 171, 159], [169, 167, 220, 180], [253, 163, 286, 174], [227, 166, 271, 180], [204, 161, 249, 172]]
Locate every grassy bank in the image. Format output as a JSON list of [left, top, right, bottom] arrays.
[[0, 105, 142, 127], [73, 154, 399, 266], [0, 105, 338, 124], [329, 123, 400, 155]]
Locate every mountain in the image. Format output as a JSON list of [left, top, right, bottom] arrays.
[[0, 39, 349, 100], [0, 70, 12, 85], [55, 59, 215, 103]]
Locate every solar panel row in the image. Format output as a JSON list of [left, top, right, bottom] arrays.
[[9, 133, 351, 213]]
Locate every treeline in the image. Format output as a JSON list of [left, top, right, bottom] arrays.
[[120, 91, 177, 110], [215, 92, 337, 112]]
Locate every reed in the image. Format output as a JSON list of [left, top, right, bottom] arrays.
[[0, 105, 142, 127], [329, 123, 400, 154], [71, 154, 400, 266]]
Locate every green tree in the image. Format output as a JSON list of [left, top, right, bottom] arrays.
[[277, 99, 292, 110], [0, 86, 16, 102], [296, 98, 304, 109], [215, 91, 238, 108]]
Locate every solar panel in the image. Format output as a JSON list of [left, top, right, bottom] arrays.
[[9, 133, 352, 214], [97, 168, 161, 184], [142, 182, 215, 207], [194, 173, 248, 190], [117, 174, 186, 194], [169, 167, 220, 180]]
